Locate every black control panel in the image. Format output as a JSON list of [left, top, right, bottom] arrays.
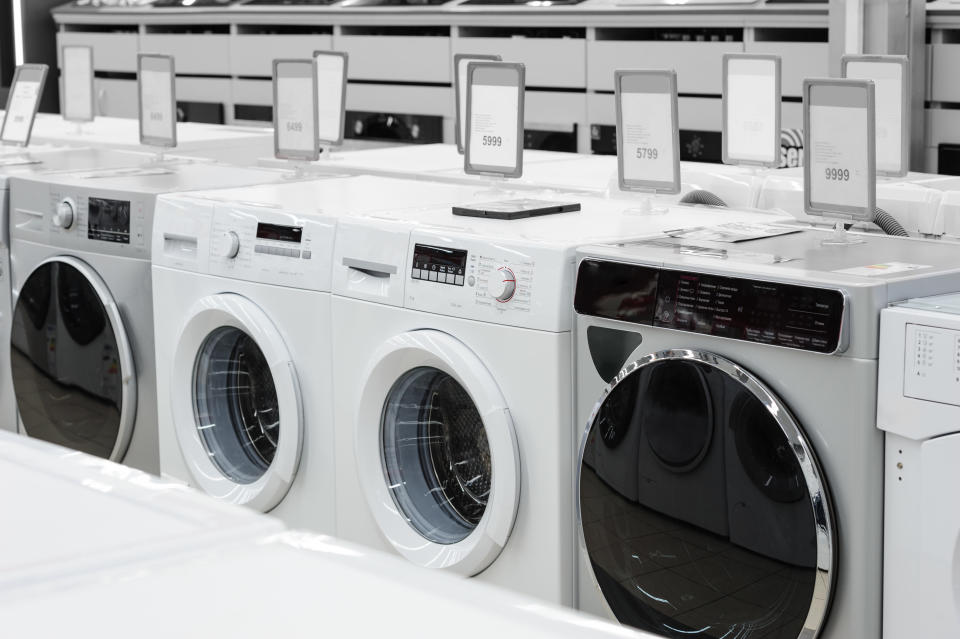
[[412, 244, 467, 286], [87, 198, 131, 244], [257, 222, 302, 244], [574, 259, 845, 354]]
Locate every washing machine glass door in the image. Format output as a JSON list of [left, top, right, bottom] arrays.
[[578, 350, 835, 639], [10, 257, 136, 460], [356, 330, 520, 577], [171, 294, 302, 511]]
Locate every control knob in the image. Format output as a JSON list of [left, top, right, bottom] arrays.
[[54, 198, 76, 229], [486, 266, 516, 303], [219, 231, 240, 259]]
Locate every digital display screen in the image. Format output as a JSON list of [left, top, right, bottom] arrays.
[[87, 198, 131, 244], [575, 260, 845, 354], [412, 244, 468, 286], [256, 223, 303, 244]]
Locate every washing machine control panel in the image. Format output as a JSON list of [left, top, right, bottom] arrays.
[[904, 324, 960, 407], [575, 260, 847, 354], [39, 188, 150, 257], [208, 205, 334, 290]]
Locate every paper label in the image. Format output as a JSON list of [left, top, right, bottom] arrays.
[[835, 262, 931, 277], [809, 104, 870, 210], [621, 92, 675, 184], [63, 47, 94, 122], [846, 61, 903, 174], [726, 60, 777, 164], [139, 68, 175, 143], [1, 80, 42, 145], [275, 75, 315, 154], [666, 222, 801, 243], [315, 56, 344, 144], [467, 84, 519, 170]]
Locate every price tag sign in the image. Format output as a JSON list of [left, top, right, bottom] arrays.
[[138, 54, 177, 148], [313, 51, 348, 147], [843, 55, 909, 177], [454, 53, 500, 154], [804, 79, 876, 221], [723, 54, 780, 167], [464, 61, 524, 178], [62, 45, 95, 123], [273, 59, 319, 161], [615, 69, 680, 193], [1, 64, 48, 147]]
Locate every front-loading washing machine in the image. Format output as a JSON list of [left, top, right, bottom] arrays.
[[151, 175, 480, 533], [7, 163, 286, 474], [331, 198, 790, 606], [877, 292, 960, 639], [573, 230, 960, 639]]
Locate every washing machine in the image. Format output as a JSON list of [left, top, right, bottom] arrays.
[[757, 167, 944, 236], [152, 175, 480, 533], [573, 230, 960, 639], [877, 292, 960, 639], [331, 197, 790, 607], [7, 163, 286, 474]]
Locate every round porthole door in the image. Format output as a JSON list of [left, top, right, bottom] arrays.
[[10, 257, 136, 461], [356, 330, 520, 576], [171, 294, 302, 512], [578, 350, 836, 639]]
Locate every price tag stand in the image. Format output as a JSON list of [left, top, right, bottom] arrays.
[[1, 64, 49, 154], [722, 54, 781, 175], [138, 54, 178, 166], [464, 61, 525, 195], [273, 58, 321, 178]]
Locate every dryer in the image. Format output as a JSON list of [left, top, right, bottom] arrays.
[[877, 292, 960, 639], [573, 231, 960, 639], [152, 175, 479, 534], [7, 163, 286, 474], [331, 199, 789, 606]]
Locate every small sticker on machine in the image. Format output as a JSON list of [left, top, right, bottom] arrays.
[[835, 262, 932, 277]]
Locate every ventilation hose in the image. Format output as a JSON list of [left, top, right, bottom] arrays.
[[873, 207, 909, 237], [679, 190, 728, 208]]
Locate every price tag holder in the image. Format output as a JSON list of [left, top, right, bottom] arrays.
[[804, 78, 876, 222], [138, 54, 177, 148], [615, 69, 681, 194], [842, 55, 909, 177], [312, 51, 348, 147], [722, 54, 780, 167], [454, 53, 500, 154], [464, 61, 524, 179], [61, 45, 95, 123], [1, 64, 49, 147], [273, 58, 320, 162]]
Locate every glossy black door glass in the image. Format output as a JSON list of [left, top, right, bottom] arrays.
[[581, 359, 818, 639], [10, 262, 123, 458], [193, 327, 280, 484], [381, 367, 492, 545]]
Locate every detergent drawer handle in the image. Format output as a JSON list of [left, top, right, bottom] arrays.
[[342, 257, 397, 278]]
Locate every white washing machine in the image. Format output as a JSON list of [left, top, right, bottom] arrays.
[[573, 230, 960, 639], [0, 148, 153, 433], [331, 198, 789, 607], [757, 167, 944, 236], [152, 175, 479, 534], [7, 163, 285, 474], [0, 429, 283, 592], [877, 293, 960, 639], [29, 113, 275, 166]]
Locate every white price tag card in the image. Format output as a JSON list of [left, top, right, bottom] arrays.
[[804, 79, 876, 221], [62, 45, 95, 123], [138, 54, 177, 148], [274, 59, 319, 161], [723, 54, 780, 167], [615, 70, 680, 193], [843, 55, 909, 177], [464, 61, 524, 178], [454, 53, 500, 154], [313, 51, 348, 147], [1, 64, 49, 147]]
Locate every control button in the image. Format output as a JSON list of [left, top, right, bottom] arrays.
[[219, 231, 241, 259], [54, 198, 76, 229], [302, 250, 312, 260], [455, 275, 465, 286], [486, 266, 517, 303], [428, 271, 438, 282], [255, 245, 268, 255], [468, 276, 476, 287], [412, 269, 423, 280]]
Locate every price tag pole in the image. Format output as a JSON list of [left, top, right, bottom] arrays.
[[722, 54, 782, 176], [273, 58, 321, 178], [137, 54, 178, 166], [312, 51, 348, 163]]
